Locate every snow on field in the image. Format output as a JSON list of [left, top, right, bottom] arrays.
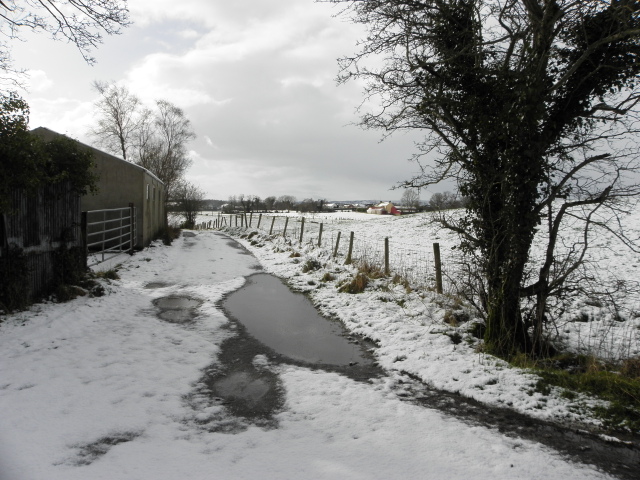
[[0, 230, 618, 479]]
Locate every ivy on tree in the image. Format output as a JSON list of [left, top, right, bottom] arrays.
[[329, 0, 640, 356]]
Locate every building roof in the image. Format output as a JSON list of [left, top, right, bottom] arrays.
[[30, 127, 164, 185]]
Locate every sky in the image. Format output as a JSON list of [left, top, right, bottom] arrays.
[[9, 0, 439, 202]]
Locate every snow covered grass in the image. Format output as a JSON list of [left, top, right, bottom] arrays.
[[222, 208, 640, 432], [1, 231, 621, 479]]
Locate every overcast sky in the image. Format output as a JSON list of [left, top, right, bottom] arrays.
[[12, 0, 440, 201]]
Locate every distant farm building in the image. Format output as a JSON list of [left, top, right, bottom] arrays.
[[367, 202, 401, 215]]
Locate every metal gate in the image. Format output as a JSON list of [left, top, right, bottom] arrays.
[[83, 205, 137, 266]]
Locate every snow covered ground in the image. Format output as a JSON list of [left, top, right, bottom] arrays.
[[0, 228, 631, 479], [214, 208, 640, 425]]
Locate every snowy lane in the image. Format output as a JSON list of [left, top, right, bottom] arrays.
[[0, 232, 614, 479]]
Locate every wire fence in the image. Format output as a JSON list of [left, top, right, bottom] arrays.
[[198, 212, 458, 293]]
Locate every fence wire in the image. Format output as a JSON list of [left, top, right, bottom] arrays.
[[201, 213, 455, 293]]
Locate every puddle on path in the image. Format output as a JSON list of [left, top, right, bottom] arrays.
[[196, 331, 286, 431], [222, 273, 372, 366], [153, 295, 203, 324], [194, 271, 381, 429]]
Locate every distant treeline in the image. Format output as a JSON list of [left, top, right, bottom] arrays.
[[198, 191, 466, 213]]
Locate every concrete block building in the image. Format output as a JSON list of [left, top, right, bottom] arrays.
[[31, 127, 166, 247]]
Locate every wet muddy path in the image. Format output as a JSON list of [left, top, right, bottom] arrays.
[[154, 233, 639, 479]]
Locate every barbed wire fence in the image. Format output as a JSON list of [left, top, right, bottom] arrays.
[[198, 212, 458, 294]]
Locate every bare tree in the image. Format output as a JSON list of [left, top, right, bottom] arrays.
[[401, 188, 420, 210], [90, 80, 143, 161], [174, 181, 204, 229], [276, 195, 297, 211], [264, 196, 276, 211], [428, 192, 459, 210], [137, 99, 195, 199], [91, 83, 196, 200], [329, 0, 640, 356], [0, 0, 129, 81]]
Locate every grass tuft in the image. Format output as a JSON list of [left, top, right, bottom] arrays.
[[321, 272, 335, 282], [96, 269, 120, 280], [338, 273, 369, 294], [302, 259, 322, 273]]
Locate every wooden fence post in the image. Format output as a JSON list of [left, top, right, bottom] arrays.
[[384, 237, 390, 276], [299, 217, 305, 243], [283, 217, 289, 237], [235, 215, 238, 227], [333, 231, 341, 258], [318, 223, 323, 247], [249, 212, 253, 227], [244, 213, 249, 228], [257, 214, 262, 229], [345, 231, 354, 264], [433, 242, 443, 294], [270, 216, 276, 235]]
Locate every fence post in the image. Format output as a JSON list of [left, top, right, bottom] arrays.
[[270, 216, 276, 235], [101, 210, 106, 262], [345, 231, 354, 265], [433, 242, 443, 294], [257, 213, 262, 229], [244, 213, 249, 228], [129, 203, 135, 254], [299, 217, 305, 243], [81, 211, 88, 267], [249, 212, 253, 227], [384, 237, 390, 276], [235, 215, 238, 227], [318, 223, 323, 247], [283, 217, 289, 237], [333, 231, 341, 258]]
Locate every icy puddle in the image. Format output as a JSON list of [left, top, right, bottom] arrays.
[[153, 295, 202, 323], [222, 273, 371, 366], [196, 271, 379, 428]]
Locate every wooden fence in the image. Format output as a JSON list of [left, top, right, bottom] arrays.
[[197, 212, 448, 293], [0, 182, 83, 304]]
